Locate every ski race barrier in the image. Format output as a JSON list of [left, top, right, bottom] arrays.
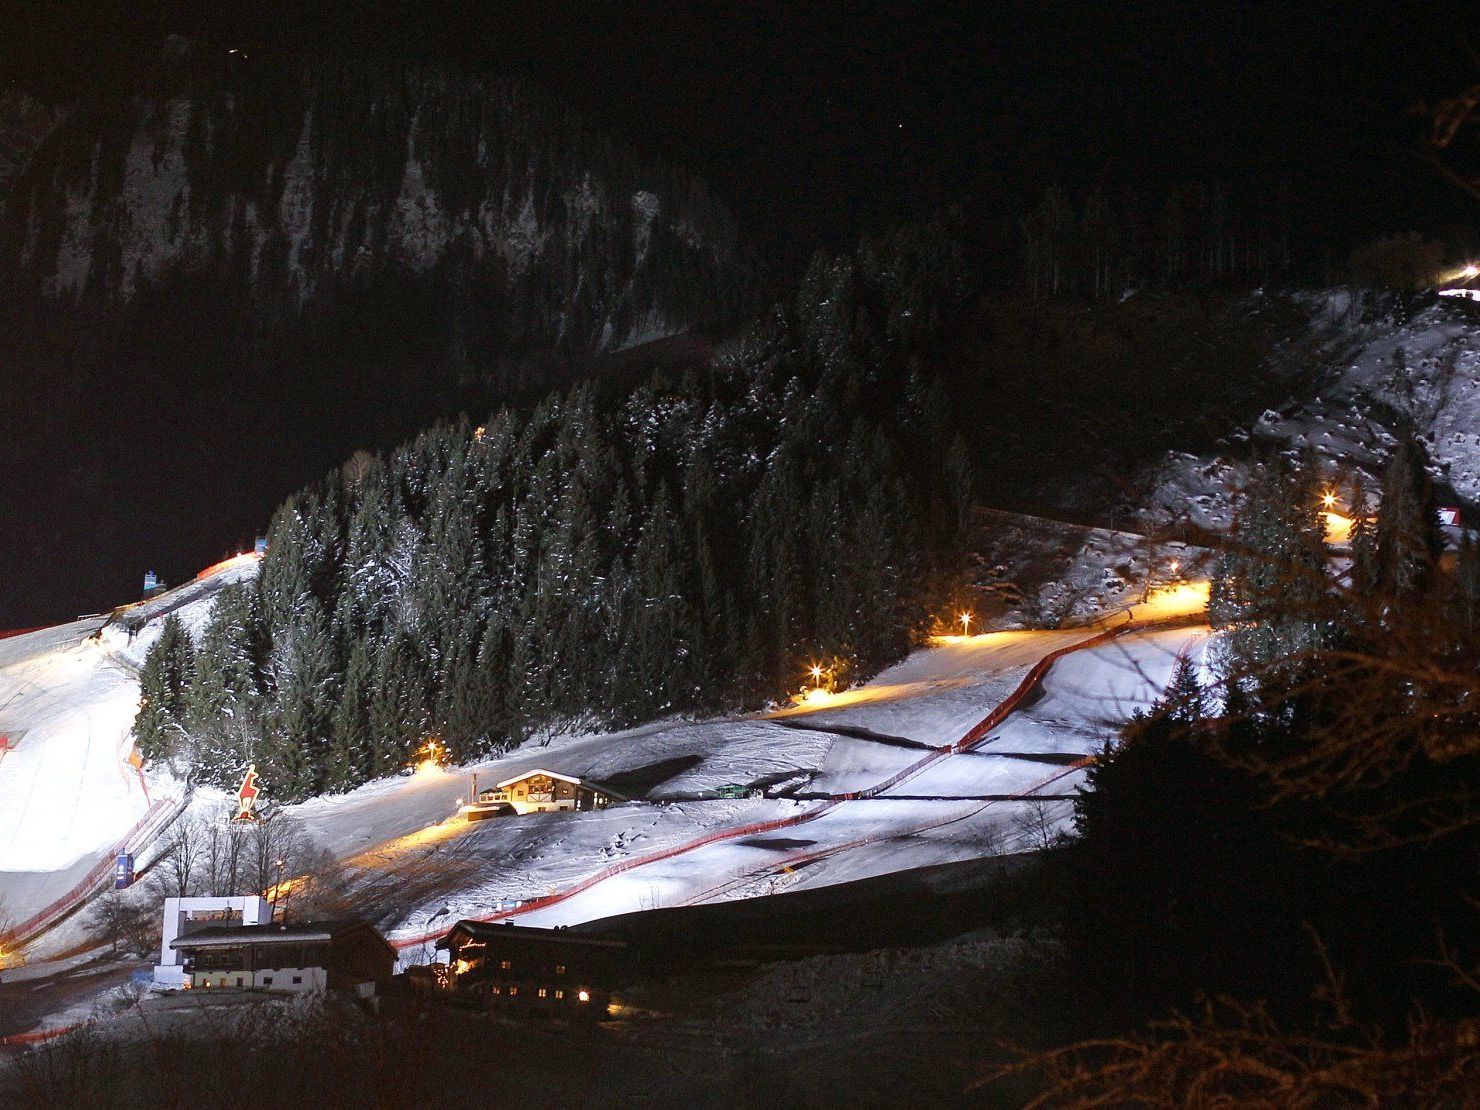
[[389, 798, 852, 952], [1, 796, 184, 950], [390, 620, 1147, 951], [0, 1022, 84, 1048], [676, 756, 1096, 906], [835, 622, 1130, 803]]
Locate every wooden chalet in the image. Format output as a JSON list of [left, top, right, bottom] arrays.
[[170, 919, 395, 994], [466, 768, 624, 818], [436, 921, 625, 1018]]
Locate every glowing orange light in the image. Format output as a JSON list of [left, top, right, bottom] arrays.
[[958, 612, 972, 635], [1135, 579, 1211, 619], [578, 989, 590, 1003], [411, 736, 449, 775], [1320, 491, 1337, 509], [809, 664, 823, 680], [1323, 510, 1354, 545]]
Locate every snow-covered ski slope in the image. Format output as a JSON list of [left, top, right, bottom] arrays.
[[0, 555, 259, 930], [1, 537, 1206, 954], [311, 613, 1207, 948]]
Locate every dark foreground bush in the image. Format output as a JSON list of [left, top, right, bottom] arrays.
[[0, 994, 500, 1110]]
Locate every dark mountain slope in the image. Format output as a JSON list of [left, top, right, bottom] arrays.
[[0, 40, 757, 626]]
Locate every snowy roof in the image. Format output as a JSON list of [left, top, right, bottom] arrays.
[[494, 768, 586, 789]]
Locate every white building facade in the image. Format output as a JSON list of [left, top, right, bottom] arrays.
[[153, 895, 272, 989]]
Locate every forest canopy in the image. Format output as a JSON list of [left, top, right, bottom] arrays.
[[134, 218, 977, 800]]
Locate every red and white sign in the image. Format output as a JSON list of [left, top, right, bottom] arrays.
[[235, 764, 261, 822], [1439, 507, 1462, 527]]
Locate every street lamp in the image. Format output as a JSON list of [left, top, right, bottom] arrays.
[[959, 612, 973, 637], [270, 857, 287, 919]]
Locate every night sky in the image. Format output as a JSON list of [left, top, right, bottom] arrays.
[[5, 1, 1472, 270], [1, 1, 1476, 626]]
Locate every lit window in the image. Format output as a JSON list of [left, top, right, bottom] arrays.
[[555, 964, 566, 975], [555, 990, 563, 1000], [491, 985, 501, 995], [538, 988, 547, 998], [509, 986, 518, 996], [500, 960, 511, 970]]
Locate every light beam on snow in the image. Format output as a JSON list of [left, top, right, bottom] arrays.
[[1323, 510, 1354, 545], [1130, 580, 1209, 621]]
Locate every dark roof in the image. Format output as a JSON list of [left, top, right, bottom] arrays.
[[434, 920, 627, 951], [170, 919, 390, 951]]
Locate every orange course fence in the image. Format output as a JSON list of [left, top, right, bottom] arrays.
[[1, 797, 183, 949], [0, 1023, 84, 1047]]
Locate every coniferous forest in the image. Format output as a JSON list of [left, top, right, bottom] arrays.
[[1047, 437, 1480, 1096], [134, 219, 977, 799]]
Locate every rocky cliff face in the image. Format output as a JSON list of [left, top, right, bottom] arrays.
[[0, 41, 756, 630], [0, 90, 69, 202], [0, 42, 753, 355]]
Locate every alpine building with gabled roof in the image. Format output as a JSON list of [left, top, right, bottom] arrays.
[[462, 768, 625, 818]]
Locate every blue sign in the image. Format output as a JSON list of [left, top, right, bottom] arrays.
[[114, 852, 135, 890]]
